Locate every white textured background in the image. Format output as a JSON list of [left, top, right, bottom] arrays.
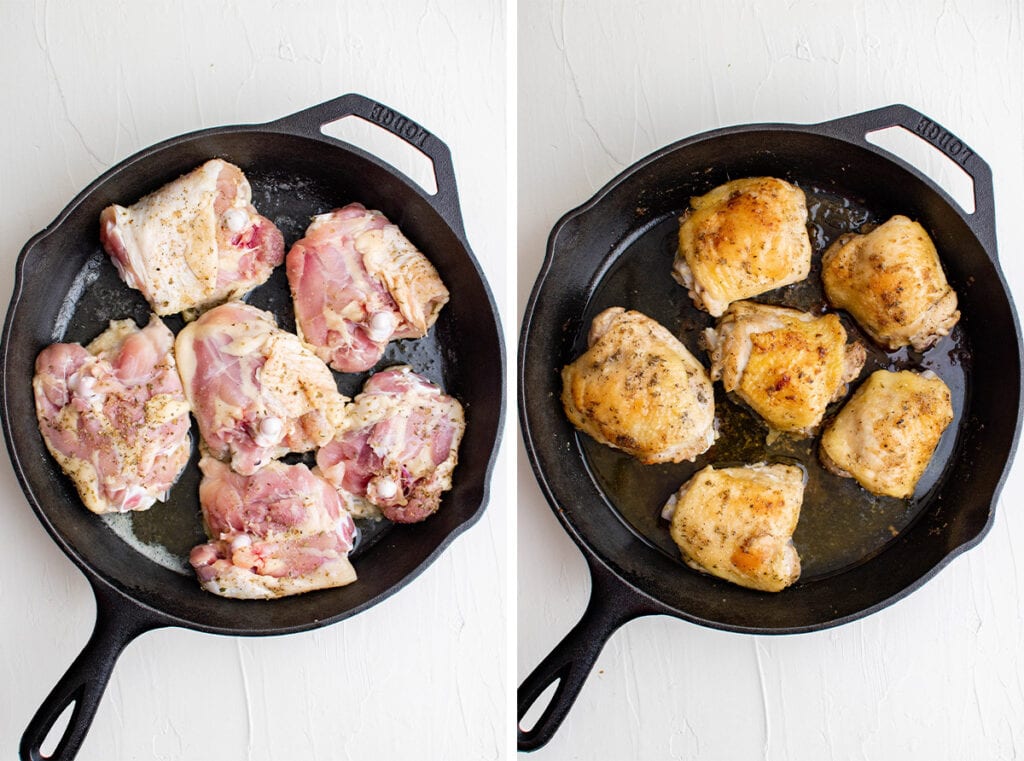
[[518, 1, 1024, 760], [0, 2, 511, 760]]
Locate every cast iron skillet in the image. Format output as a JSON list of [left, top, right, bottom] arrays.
[[518, 104, 1021, 750], [1, 93, 504, 761]]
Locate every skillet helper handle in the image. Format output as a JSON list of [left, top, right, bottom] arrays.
[[21, 583, 164, 761], [815, 103, 996, 253], [266, 93, 467, 240], [517, 560, 663, 752]]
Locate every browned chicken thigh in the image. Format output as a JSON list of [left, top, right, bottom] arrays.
[[673, 177, 813, 317], [821, 215, 960, 351], [662, 463, 804, 592], [820, 369, 954, 498], [703, 301, 866, 437], [561, 307, 717, 464]]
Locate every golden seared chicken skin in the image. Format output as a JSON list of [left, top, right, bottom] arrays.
[[703, 301, 866, 437], [820, 369, 954, 499], [822, 215, 960, 351], [673, 177, 813, 317], [561, 307, 717, 464], [662, 463, 804, 592]]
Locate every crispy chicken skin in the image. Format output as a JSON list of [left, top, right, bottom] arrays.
[[662, 463, 804, 592], [561, 307, 717, 464], [819, 369, 954, 498], [703, 301, 866, 437], [821, 215, 960, 351], [672, 177, 812, 317]]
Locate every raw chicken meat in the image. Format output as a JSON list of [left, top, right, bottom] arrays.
[[820, 369, 954, 498], [822, 215, 960, 351], [560, 307, 717, 464], [175, 302, 348, 475], [189, 456, 357, 599], [316, 365, 464, 523], [703, 300, 866, 437], [32, 315, 191, 514], [662, 463, 804, 592], [673, 177, 812, 317], [286, 203, 449, 372], [99, 159, 285, 317]]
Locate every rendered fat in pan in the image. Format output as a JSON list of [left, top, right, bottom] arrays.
[[1, 94, 505, 761], [517, 104, 1022, 750]]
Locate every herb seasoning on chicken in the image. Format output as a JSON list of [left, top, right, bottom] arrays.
[[560, 307, 717, 464], [673, 177, 813, 317]]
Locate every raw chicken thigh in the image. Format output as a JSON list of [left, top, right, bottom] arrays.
[[673, 177, 812, 317], [33, 315, 191, 514], [560, 307, 717, 464], [820, 369, 954, 498], [703, 301, 866, 437], [99, 159, 285, 317], [316, 366, 464, 523], [175, 302, 348, 475], [189, 456, 357, 599], [286, 203, 449, 372], [822, 215, 960, 351], [662, 463, 804, 592]]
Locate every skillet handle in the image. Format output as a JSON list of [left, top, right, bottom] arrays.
[[517, 559, 665, 752], [813, 104, 996, 253], [20, 582, 166, 761], [264, 93, 467, 240]]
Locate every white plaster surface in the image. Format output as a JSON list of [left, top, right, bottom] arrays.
[[517, 2, 1024, 759], [0, 2, 511, 760]]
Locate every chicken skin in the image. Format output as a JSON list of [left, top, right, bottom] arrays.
[[561, 307, 717, 464], [673, 177, 813, 317], [703, 301, 866, 437], [33, 316, 191, 514], [819, 369, 954, 498], [287, 203, 449, 373], [189, 456, 357, 599], [662, 463, 804, 592], [316, 366, 464, 523], [821, 215, 960, 351], [100, 159, 284, 318], [174, 302, 348, 475]]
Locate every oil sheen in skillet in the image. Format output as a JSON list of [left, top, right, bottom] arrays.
[[575, 184, 969, 581], [54, 168, 450, 576]]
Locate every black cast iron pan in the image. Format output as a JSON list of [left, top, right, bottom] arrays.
[[518, 104, 1021, 750], [1, 93, 504, 761]]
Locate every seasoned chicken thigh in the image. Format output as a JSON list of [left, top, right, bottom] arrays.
[[100, 159, 284, 317], [189, 456, 357, 599], [703, 301, 866, 437], [662, 463, 804, 592], [175, 302, 348, 475], [561, 307, 717, 464], [673, 177, 813, 317], [316, 366, 464, 523], [287, 203, 449, 372], [822, 215, 960, 350], [33, 315, 191, 514], [820, 369, 954, 498]]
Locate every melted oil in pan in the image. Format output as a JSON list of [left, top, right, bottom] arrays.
[[576, 185, 970, 581]]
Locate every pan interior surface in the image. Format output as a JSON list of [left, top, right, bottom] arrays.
[[5, 130, 503, 633], [523, 127, 1017, 631]]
